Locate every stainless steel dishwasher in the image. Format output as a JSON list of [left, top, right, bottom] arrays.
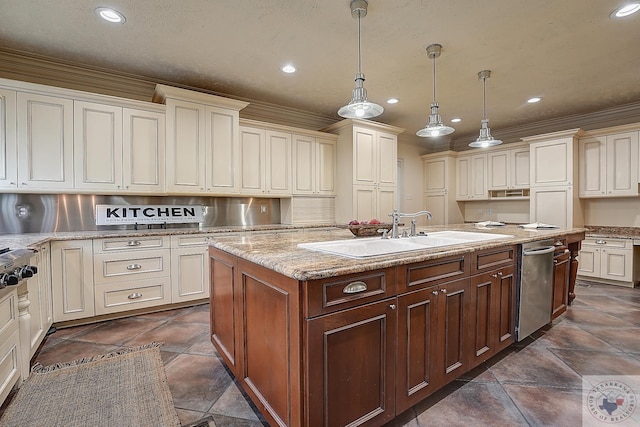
[[516, 239, 556, 341]]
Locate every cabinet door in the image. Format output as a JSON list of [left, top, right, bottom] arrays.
[[171, 246, 210, 303], [377, 187, 396, 220], [600, 247, 633, 282], [353, 184, 376, 221], [292, 134, 315, 194], [438, 279, 471, 385], [425, 192, 446, 226], [579, 136, 607, 197], [240, 126, 265, 193], [424, 156, 449, 193], [353, 127, 377, 185], [377, 131, 397, 187], [206, 105, 240, 194], [552, 250, 570, 320], [17, 92, 74, 189], [488, 150, 509, 190], [511, 148, 530, 188], [0, 88, 17, 189], [265, 130, 291, 195], [470, 154, 488, 199], [456, 156, 471, 200], [74, 101, 122, 191], [492, 266, 516, 354], [51, 240, 94, 322], [316, 137, 336, 195], [123, 108, 165, 192], [606, 132, 639, 196], [396, 288, 440, 413], [165, 99, 206, 192], [306, 298, 396, 427], [577, 247, 600, 278], [530, 138, 573, 186], [529, 186, 573, 229]]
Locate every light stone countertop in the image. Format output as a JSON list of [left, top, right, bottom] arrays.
[[208, 224, 586, 281]]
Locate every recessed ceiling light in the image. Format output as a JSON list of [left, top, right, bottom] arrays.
[[95, 7, 126, 23], [611, 3, 640, 17], [450, 118, 462, 123], [387, 98, 398, 104], [281, 64, 296, 74], [527, 97, 542, 103]]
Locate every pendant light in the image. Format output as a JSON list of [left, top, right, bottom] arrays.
[[337, 0, 384, 119], [469, 70, 503, 148], [416, 44, 455, 138]]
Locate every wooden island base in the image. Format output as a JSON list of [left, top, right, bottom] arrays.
[[208, 228, 584, 427]]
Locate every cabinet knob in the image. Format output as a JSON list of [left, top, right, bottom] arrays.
[[21, 182, 26, 186], [441, 288, 447, 294], [126, 264, 142, 270], [432, 290, 439, 295], [389, 304, 396, 310], [128, 293, 143, 300], [491, 274, 498, 278]]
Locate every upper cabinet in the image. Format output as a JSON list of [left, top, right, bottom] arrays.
[[0, 88, 17, 189], [487, 146, 530, 190], [322, 119, 404, 223], [579, 128, 639, 198], [17, 92, 74, 190], [422, 151, 462, 226], [292, 134, 336, 196], [456, 153, 488, 201], [154, 84, 249, 195]]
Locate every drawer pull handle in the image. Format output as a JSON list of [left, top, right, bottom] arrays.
[[389, 304, 396, 310], [126, 264, 142, 270], [128, 293, 143, 300], [127, 240, 141, 246], [343, 281, 367, 294], [595, 240, 607, 245]]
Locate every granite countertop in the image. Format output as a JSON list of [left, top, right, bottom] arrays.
[[208, 224, 586, 281], [0, 224, 339, 252], [584, 226, 640, 240]]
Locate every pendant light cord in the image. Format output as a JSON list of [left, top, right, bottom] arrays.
[[432, 55, 437, 103], [357, 11, 362, 74], [482, 75, 487, 120]]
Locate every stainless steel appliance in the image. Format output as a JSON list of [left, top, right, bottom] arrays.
[[516, 239, 555, 341], [0, 248, 37, 289]]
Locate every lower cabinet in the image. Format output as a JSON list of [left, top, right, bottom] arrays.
[[577, 238, 637, 287], [51, 239, 95, 322], [552, 246, 571, 320], [0, 288, 20, 405], [170, 234, 216, 303]]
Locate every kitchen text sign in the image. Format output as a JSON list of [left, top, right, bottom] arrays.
[[95, 205, 204, 225]]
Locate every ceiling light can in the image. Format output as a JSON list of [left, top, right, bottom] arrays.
[[95, 7, 126, 23]]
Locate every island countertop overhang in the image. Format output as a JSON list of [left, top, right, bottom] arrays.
[[208, 224, 586, 281]]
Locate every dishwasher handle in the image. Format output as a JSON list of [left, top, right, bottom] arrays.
[[522, 245, 556, 256]]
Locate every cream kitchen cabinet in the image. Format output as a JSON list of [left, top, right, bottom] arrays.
[[456, 153, 488, 201], [93, 236, 171, 315], [239, 124, 292, 196], [422, 151, 462, 226], [170, 234, 217, 303], [0, 88, 17, 189], [25, 244, 53, 358], [579, 129, 639, 198], [74, 101, 166, 193], [322, 118, 404, 223], [292, 133, 337, 196], [51, 239, 95, 322], [0, 288, 20, 405], [17, 92, 74, 190], [154, 84, 248, 195], [577, 238, 638, 287], [487, 146, 530, 190]]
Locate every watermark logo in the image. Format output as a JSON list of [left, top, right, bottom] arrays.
[[584, 376, 638, 425]]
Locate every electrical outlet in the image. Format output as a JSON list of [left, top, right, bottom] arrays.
[[487, 208, 492, 214], [260, 205, 267, 214]]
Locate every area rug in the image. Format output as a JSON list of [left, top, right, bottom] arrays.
[[0, 342, 181, 427]]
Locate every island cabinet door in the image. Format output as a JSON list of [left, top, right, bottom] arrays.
[[552, 250, 571, 320], [469, 265, 516, 369], [305, 298, 397, 427]]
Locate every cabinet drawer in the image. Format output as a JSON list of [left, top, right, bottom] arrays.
[[171, 234, 215, 248], [472, 246, 517, 274], [93, 236, 169, 252], [304, 267, 397, 318], [94, 250, 170, 284], [399, 254, 470, 292], [0, 290, 18, 338], [95, 278, 171, 315], [582, 238, 630, 249]]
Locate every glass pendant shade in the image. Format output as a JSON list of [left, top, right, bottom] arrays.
[[469, 70, 502, 148], [416, 43, 454, 138], [338, 0, 383, 119]]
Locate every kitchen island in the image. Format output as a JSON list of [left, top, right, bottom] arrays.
[[208, 224, 584, 427]]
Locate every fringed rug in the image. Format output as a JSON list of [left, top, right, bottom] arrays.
[[0, 343, 181, 427]]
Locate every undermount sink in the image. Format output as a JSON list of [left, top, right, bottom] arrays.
[[297, 231, 514, 258]]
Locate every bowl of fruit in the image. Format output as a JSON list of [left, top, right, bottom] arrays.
[[348, 219, 394, 237]]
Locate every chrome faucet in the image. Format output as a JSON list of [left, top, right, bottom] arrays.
[[389, 209, 433, 238]]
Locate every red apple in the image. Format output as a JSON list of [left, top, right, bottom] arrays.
[[348, 220, 360, 225], [369, 218, 380, 224]]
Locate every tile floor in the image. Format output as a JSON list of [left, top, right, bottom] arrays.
[[3, 282, 640, 426]]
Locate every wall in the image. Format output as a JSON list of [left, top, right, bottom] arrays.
[[397, 142, 430, 225], [583, 199, 640, 227], [463, 200, 530, 224]]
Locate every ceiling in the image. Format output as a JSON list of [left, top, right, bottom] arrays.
[[1, 0, 639, 145]]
